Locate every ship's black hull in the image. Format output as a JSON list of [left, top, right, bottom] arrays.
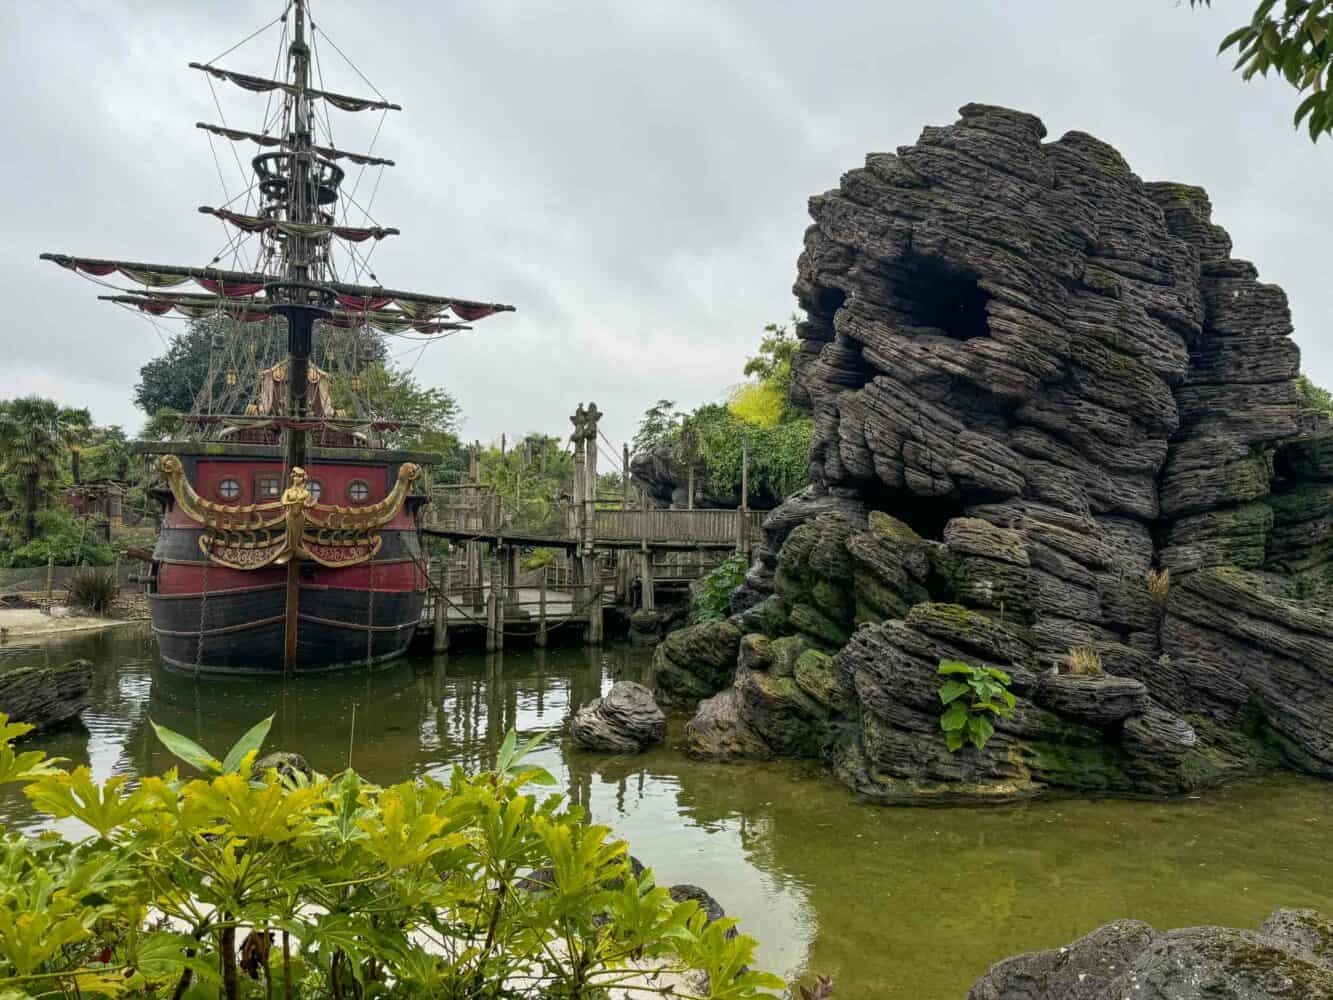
[[151, 585, 425, 675]]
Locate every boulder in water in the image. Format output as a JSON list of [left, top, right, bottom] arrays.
[[0, 658, 92, 732], [570, 681, 666, 753], [967, 908, 1333, 999]]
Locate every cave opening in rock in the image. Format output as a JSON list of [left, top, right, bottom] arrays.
[[864, 483, 967, 541], [899, 255, 991, 341]]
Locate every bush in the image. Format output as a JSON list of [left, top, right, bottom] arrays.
[[0, 714, 783, 1000], [521, 546, 557, 572], [692, 553, 749, 623], [0, 508, 115, 568], [66, 567, 118, 614]]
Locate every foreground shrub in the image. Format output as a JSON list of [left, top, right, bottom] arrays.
[[0, 713, 782, 999]]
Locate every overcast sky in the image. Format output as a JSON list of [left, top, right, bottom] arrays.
[[2, 0, 1330, 453]]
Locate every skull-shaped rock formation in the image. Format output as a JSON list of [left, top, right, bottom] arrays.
[[662, 103, 1333, 801]]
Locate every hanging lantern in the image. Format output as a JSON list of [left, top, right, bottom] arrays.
[[350, 374, 362, 391], [225, 369, 238, 386]]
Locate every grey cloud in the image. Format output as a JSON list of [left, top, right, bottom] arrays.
[[2, 0, 1330, 451]]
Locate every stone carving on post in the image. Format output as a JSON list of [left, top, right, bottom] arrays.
[[568, 402, 604, 644]]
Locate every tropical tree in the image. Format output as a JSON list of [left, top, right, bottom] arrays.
[[632, 400, 683, 454], [1192, 0, 1333, 141], [0, 396, 91, 541], [630, 319, 815, 504]]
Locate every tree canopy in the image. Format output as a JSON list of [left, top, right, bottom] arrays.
[[0, 396, 91, 542], [1193, 0, 1333, 140], [632, 318, 814, 503], [133, 317, 388, 417]]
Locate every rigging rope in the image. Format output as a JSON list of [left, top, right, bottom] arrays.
[[203, 3, 291, 67]]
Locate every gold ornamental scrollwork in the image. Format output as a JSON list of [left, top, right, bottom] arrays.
[[157, 455, 420, 571]]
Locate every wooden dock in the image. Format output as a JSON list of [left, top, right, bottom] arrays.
[[416, 404, 763, 649]]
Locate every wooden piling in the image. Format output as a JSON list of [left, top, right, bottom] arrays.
[[639, 487, 655, 611], [494, 554, 506, 652], [536, 565, 548, 647], [485, 588, 498, 652], [737, 441, 751, 556], [433, 560, 449, 653]]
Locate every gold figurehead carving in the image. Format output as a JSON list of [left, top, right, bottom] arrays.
[[158, 455, 420, 571]]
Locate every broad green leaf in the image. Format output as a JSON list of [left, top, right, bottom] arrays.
[[495, 728, 518, 772], [969, 714, 996, 749], [150, 720, 221, 774], [938, 679, 970, 705], [221, 714, 273, 774], [510, 763, 557, 786], [940, 702, 969, 732], [937, 659, 972, 676]]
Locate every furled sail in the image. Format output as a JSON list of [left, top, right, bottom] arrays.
[[195, 122, 396, 166], [189, 62, 401, 112], [198, 206, 399, 243], [41, 254, 514, 321]]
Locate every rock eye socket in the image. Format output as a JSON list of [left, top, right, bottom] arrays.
[[899, 255, 991, 342]]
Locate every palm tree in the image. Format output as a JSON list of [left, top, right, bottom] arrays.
[[0, 397, 91, 541]]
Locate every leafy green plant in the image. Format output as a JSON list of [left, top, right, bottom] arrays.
[[692, 553, 749, 623], [0, 508, 116, 569], [0, 712, 782, 999], [66, 567, 119, 614], [937, 659, 1016, 752], [1190, 0, 1333, 142]]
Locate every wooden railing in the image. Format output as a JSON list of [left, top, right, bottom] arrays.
[[591, 508, 764, 544], [425, 485, 763, 546]]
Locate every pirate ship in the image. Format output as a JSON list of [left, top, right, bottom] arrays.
[[40, 0, 512, 674]]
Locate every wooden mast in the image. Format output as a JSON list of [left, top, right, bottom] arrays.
[[282, 0, 318, 670]]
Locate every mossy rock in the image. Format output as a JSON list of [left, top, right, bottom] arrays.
[[811, 579, 854, 623], [902, 602, 1031, 665], [768, 635, 809, 678], [867, 509, 924, 544], [652, 619, 743, 706], [793, 649, 850, 713], [788, 602, 851, 649], [757, 594, 793, 636]]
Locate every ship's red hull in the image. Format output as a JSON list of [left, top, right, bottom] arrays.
[[149, 449, 428, 675]]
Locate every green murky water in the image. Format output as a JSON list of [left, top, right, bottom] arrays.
[[4, 625, 1333, 998]]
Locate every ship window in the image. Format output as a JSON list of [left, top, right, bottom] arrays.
[[255, 474, 282, 499], [307, 479, 323, 502], [217, 478, 241, 501], [347, 480, 371, 504]]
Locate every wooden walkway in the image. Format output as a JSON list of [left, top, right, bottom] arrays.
[[415, 403, 763, 649]]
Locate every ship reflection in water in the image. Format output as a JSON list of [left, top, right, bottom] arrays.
[[5, 625, 1333, 1000]]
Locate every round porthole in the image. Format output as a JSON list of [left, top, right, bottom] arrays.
[[347, 480, 370, 503], [307, 479, 323, 502], [218, 478, 241, 500]]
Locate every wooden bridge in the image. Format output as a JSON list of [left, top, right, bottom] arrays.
[[417, 404, 762, 650]]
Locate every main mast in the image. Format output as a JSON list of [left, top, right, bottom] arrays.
[[281, 0, 318, 475]]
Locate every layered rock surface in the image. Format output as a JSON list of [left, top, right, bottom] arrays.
[[569, 681, 666, 753], [658, 104, 1333, 801], [0, 658, 93, 733], [967, 909, 1333, 1000]]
